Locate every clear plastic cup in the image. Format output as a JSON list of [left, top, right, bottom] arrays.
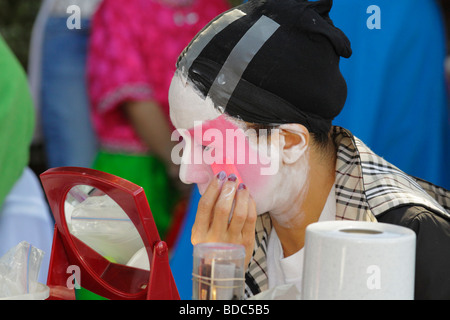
[[192, 243, 245, 300]]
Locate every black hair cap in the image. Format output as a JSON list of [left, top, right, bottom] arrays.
[[178, 0, 352, 135]]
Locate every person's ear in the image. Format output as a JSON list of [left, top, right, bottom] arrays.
[[278, 124, 310, 164]]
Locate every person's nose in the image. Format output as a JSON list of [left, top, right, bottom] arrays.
[[179, 140, 211, 185]]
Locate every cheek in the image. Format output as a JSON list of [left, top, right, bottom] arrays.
[[236, 138, 279, 186], [233, 145, 281, 214], [239, 162, 279, 215], [235, 162, 270, 191]]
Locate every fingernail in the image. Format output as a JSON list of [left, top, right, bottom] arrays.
[[228, 173, 237, 182], [217, 171, 226, 181], [238, 183, 246, 190]]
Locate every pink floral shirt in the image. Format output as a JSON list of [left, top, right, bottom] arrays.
[[88, 0, 230, 153]]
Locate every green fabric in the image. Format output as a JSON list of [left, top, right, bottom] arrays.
[[93, 151, 177, 239], [75, 287, 109, 300], [0, 36, 35, 207]]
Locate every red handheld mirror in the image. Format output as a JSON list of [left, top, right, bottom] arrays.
[[40, 167, 179, 300]]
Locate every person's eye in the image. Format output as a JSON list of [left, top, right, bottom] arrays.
[[202, 145, 212, 151]]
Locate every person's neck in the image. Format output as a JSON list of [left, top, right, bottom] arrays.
[[272, 147, 336, 258]]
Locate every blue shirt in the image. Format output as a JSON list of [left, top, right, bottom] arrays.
[[330, 0, 449, 189]]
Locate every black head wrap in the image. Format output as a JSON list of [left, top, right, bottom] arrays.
[[176, 0, 352, 135]]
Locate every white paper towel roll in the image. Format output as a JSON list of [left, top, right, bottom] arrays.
[[302, 221, 416, 300]]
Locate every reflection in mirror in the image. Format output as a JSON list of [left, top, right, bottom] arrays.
[[64, 185, 150, 295]]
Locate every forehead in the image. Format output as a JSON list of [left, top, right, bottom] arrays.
[[169, 73, 222, 130]]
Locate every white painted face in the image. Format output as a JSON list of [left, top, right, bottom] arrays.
[[168, 72, 310, 222]]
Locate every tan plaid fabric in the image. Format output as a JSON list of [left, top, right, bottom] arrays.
[[244, 126, 450, 298]]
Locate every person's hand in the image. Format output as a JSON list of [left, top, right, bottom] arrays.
[[191, 171, 257, 270]]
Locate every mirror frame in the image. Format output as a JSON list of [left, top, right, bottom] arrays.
[[40, 167, 179, 300]]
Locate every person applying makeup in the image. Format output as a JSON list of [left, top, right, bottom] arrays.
[[168, 0, 450, 300], [87, 0, 230, 239]]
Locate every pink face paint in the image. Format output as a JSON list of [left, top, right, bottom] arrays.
[[186, 115, 274, 193]]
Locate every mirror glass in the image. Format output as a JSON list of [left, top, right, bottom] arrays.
[[64, 185, 150, 294]]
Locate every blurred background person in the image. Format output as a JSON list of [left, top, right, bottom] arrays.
[[28, 0, 102, 169], [442, 0, 450, 90], [0, 35, 54, 284], [87, 0, 230, 240], [330, 0, 449, 189]]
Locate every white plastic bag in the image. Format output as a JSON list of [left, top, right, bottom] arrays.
[[0, 241, 45, 299], [67, 194, 145, 265]]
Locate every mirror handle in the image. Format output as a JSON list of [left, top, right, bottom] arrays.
[[147, 241, 180, 300]]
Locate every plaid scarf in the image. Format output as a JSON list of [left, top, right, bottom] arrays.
[[244, 126, 450, 298]]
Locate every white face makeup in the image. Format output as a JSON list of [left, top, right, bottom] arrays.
[[268, 130, 310, 228], [169, 73, 222, 130], [168, 72, 311, 222]]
